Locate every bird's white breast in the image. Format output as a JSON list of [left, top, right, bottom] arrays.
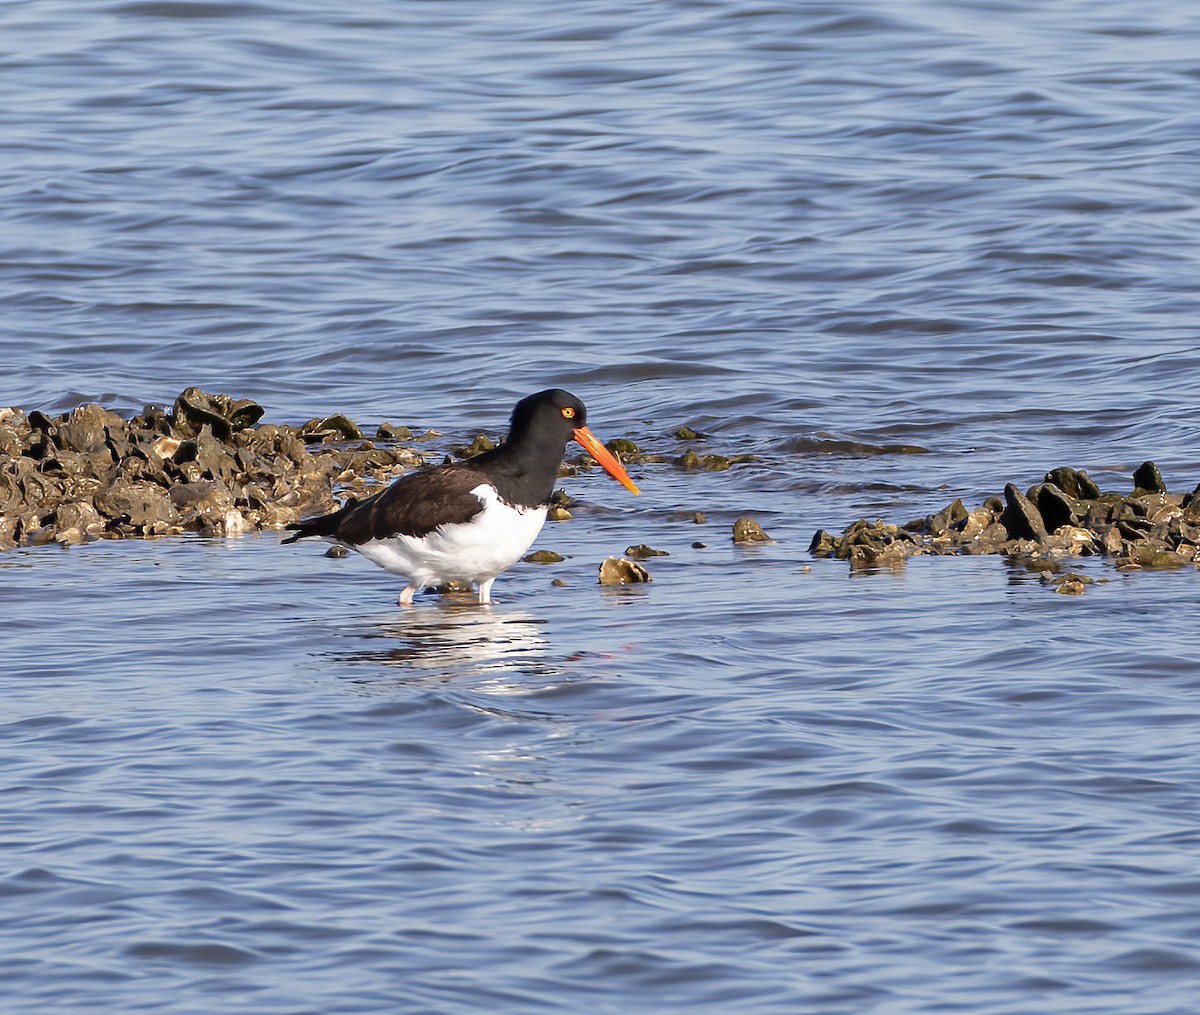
[[350, 484, 548, 587]]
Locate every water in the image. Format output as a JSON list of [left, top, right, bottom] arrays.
[[3, 1, 1200, 1011]]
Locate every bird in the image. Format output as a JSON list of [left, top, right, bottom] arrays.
[[283, 388, 640, 605]]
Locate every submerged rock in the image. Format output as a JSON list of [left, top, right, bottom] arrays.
[[625, 543, 669, 559], [605, 438, 640, 458], [546, 487, 573, 521], [674, 448, 754, 472], [732, 517, 771, 544], [1045, 571, 1092, 595], [451, 433, 496, 459]]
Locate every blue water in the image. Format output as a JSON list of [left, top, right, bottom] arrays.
[[4, 1, 1200, 1012]]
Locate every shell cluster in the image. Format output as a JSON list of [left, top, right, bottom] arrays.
[[811, 464, 1200, 574], [0, 388, 423, 551]]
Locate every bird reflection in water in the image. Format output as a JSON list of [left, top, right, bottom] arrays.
[[334, 604, 555, 688]]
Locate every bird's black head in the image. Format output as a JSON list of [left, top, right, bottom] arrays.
[[493, 387, 640, 497], [507, 388, 588, 444]]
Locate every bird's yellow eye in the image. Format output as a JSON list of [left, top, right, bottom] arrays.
[[561, 407, 576, 419]]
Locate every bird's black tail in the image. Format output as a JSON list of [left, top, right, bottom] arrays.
[[281, 512, 341, 544]]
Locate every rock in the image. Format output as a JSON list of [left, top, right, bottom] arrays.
[[675, 426, 705, 440], [1044, 466, 1101, 500], [1035, 483, 1080, 533], [958, 507, 994, 540], [0, 514, 17, 551], [0, 469, 23, 514], [224, 397, 266, 433], [376, 422, 412, 440], [0, 417, 26, 460], [1132, 460, 1166, 494], [304, 413, 364, 443], [95, 480, 181, 534], [809, 529, 837, 555], [1134, 493, 1179, 526], [1119, 543, 1189, 570], [27, 523, 58, 546], [57, 404, 123, 453], [605, 438, 639, 458], [692, 511, 706, 524], [169, 480, 235, 530], [625, 543, 669, 559], [524, 550, 564, 563], [193, 426, 237, 482], [325, 545, 349, 558], [849, 542, 908, 570], [1050, 525, 1100, 555], [20, 471, 65, 512], [171, 387, 263, 440], [52, 500, 104, 546], [1085, 497, 1120, 530], [733, 517, 771, 543], [1046, 572, 1092, 595], [26, 410, 56, 435], [674, 448, 752, 471], [691, 541, 706, 548], [1000, 483, 1047, 542], [598, 556, 652, 585], [973, 522, 1013, 553], [451, 434, 495, 459], [925, 498, 968, 537]]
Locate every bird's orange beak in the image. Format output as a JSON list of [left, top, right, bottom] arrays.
[[573, 426, 640, 495]]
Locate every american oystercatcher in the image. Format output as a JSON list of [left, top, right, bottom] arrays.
[[283, 389, 640, 605]]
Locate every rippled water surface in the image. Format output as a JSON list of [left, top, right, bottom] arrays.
[[4, 1, 1200, 1011]]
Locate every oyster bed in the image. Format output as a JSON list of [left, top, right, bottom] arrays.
[[811, 463, 1200, 586], [0, 387, 429, 551], [0, 389, 762, 554], [6, 388, 1199, 596]]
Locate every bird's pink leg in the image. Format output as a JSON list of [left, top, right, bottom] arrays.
[[398, 584, 416, 607], [477, 578, 495, 605]]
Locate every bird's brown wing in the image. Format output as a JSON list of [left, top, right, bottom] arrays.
[[332, 464, 488, 544], [284, 463, 490, 545]]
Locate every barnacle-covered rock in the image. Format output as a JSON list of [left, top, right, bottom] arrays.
[[732, 517, 771, 544], [598, 556, 652, 585]]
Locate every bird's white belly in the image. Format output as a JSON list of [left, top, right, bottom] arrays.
[[350, 485, 548, 587]]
